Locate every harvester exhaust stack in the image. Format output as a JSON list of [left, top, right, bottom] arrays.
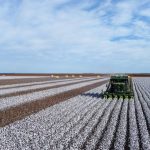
[[103, 75, 134, 99]]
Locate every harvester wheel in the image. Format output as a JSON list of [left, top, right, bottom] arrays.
[[123, 95, 125, 99], [117, 95, 120, 99]]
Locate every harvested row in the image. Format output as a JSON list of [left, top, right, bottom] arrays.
[[0, 80, 108, 127], [0, 79, 108, 111], [0, 77, 100, 98]]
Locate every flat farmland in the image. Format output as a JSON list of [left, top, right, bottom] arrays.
[[0, 76, 150, 150]]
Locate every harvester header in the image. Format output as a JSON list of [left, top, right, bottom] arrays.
[[103, 75, 134, 99]]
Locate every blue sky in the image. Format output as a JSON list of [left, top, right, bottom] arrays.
[[0, 0, 150, 73]]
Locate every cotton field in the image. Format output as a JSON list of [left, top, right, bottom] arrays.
[[0, 76, 150, 150]]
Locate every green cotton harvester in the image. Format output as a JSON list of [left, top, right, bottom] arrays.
[[103, 75, 134, 99]]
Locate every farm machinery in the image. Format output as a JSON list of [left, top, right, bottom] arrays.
[[103, 75, 134, 99]]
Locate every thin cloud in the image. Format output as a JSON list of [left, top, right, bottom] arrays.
[[0, 0, 149, 73]]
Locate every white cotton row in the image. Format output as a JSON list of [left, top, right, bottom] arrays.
[[128, 98, 140, 150], [98, 99, 123, 150], [113, 99, 128, 150], [68, 99, 116, 150], [55, 99, 106, 149], [132, 79, 150, 150], [0, 77, 98, 96], [135, 83, 150, 129]]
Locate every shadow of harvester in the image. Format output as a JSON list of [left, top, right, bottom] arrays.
[[81, 92, 103, 99]]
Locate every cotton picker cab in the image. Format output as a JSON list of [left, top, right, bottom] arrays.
[[103, 75, 134, 99]]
